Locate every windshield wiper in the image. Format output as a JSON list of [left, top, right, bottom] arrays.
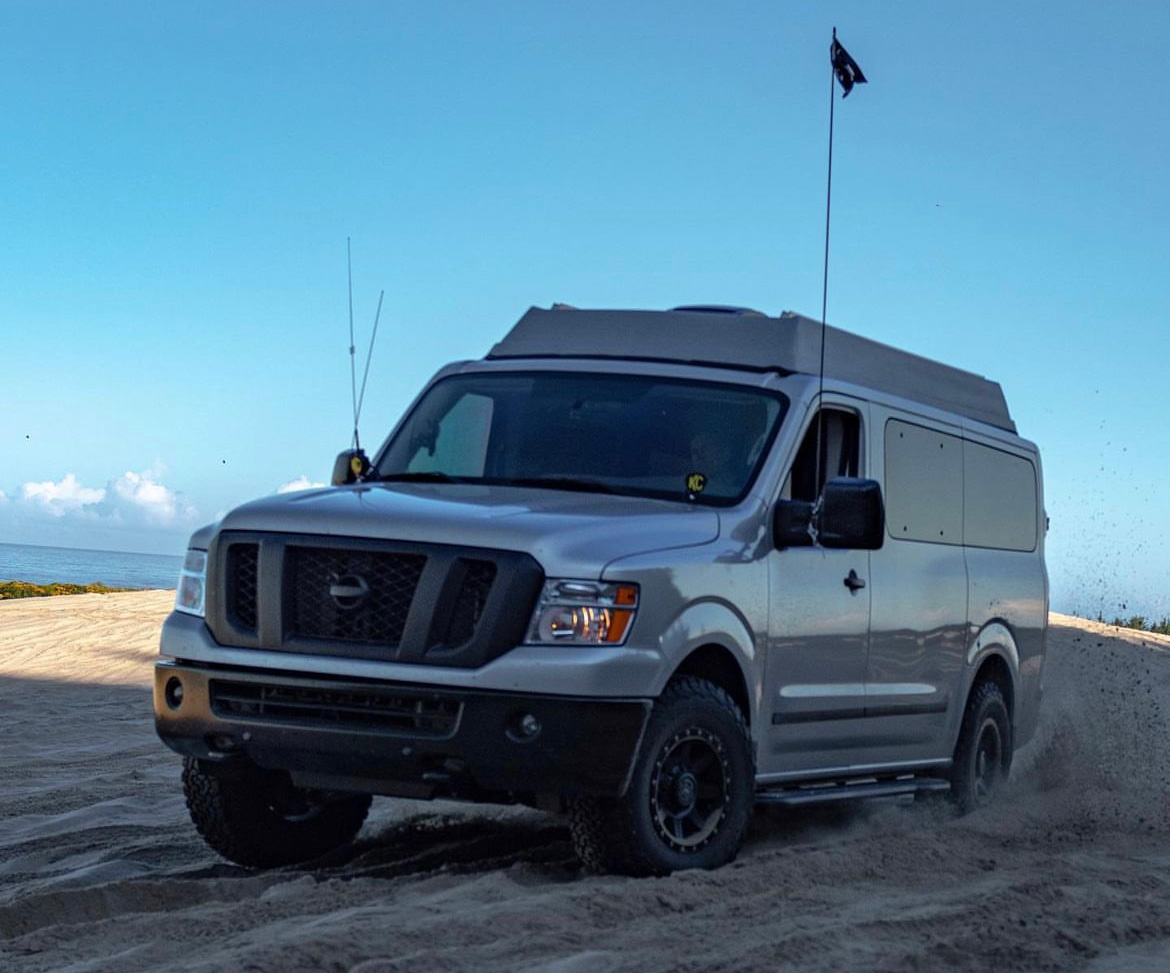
[[376, 471, 465, 484], [503, 476, 619, 495], [376, 472, 619, 495]]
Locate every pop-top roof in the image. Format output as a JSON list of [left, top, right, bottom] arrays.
[[487, 306, 1016, 432]]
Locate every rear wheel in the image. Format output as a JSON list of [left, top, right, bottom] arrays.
[[568, 676, 754, 876], [948, 680, 1011, 813], [182, 757, 372, 868]]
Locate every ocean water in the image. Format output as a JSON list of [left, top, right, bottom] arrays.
[[0, 542, 184, 590]]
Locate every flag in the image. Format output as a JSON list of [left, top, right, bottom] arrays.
[[830, 30, 867, 98]]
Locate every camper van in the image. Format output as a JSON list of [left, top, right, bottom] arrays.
[[155, 305, 1047, 875]]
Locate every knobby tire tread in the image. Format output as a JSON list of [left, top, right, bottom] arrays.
[[567, 676, 753, 876], [949, 679, 1011, 815], [182, 758, 371, 869]]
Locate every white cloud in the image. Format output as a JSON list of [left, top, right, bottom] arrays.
[[20, 473, 105, 517], [100, 470, 196, 526], [276, 475, 327, 494], [9, 470, 197, 527]]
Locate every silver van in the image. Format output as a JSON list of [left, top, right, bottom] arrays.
[[155, 305, 1047, 875]]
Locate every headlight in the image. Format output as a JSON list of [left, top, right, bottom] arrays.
[[174, 549, 207, 617], [525, 579, 638, 646]]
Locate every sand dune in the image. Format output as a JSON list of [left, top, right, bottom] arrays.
[[2, 592, 1169, 972]]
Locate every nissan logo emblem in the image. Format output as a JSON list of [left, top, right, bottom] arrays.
[[328, 573, 371, 610]]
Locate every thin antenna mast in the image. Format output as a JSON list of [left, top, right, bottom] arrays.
[[816, 26, 867, 494], [820, 30, 837, 406], [815, 31, 838, 495], [337, 238, 386, 485], [347, 237, 360, 451], [355, 289, 385, 428]]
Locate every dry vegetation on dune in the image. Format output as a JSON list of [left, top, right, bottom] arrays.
[[1100, 614, 1170, 636], [0, 581, 133, 600], [1, 595, 1169, 972]]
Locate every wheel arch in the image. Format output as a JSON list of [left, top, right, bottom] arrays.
[[655, 599, 757, 730], [966, 620, 1020, 731], [670, 644, 753, 730]]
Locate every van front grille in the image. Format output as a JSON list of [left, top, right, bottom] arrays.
[[444, 560, 498, 647], [286, 547, 427, 646], [227, 544, 259, 632], [209, 532, 543, 668]]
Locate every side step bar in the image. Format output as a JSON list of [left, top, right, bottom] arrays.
[[755, 776, 950, 808]]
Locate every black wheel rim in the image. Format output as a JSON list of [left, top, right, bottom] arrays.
[[972, 717, 1003, 803], [649, 726, 730, 852]]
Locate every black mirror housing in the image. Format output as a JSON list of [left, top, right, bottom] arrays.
[[773, 500, 815, 549], [331, 449, 370, 486], [818, 477, 884, 550]]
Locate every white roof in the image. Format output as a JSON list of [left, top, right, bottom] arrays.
[[487, 306, 1016, 433]]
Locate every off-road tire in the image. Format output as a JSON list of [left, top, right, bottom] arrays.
[[182, 757, 372, 868], [567, 676, 754, 876], [948, 680, 1012, 814]]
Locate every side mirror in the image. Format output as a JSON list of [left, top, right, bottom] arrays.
[[818, 477, 884, 550], [332, 448, 370, 486], [773, 500, 815, 549]]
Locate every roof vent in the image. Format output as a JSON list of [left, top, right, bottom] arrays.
[[669, 304, 767, 317]]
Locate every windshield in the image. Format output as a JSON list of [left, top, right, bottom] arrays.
[[374, 371, 787, 505]]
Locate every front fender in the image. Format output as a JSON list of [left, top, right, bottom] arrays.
[[655, 599, 758, 726]]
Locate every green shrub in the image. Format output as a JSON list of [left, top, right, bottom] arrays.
[[1108, 614, 1170, 636], [0, 581, 132, 600]]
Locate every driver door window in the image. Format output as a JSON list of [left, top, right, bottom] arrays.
[[783, 409, 861, 501]]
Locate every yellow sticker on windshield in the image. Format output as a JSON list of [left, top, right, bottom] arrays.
[[686, 472, 707, 495]]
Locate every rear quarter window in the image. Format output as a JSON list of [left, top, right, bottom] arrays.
[[963, 440, 1038, 552], [884, 420, 963, 545]]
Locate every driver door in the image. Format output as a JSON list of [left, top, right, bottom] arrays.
[[761, 402, 873, 778]]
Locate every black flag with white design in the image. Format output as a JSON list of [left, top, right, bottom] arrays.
[[830, 30, 867, 98]]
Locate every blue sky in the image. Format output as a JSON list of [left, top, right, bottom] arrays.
[[1, 1, 1167, 619]]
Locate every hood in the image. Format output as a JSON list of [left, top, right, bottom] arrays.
[[217, 483, 720, 578]]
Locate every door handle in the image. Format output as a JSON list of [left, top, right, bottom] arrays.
[[844, 569, 866, 593]]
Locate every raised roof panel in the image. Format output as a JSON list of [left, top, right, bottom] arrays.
[[487, 306, 1015, 432]]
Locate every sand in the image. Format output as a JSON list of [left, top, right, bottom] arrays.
[[2, 592, 1170, 973]]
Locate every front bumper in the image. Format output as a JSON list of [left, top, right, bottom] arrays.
[[154, 661, 651, 800]]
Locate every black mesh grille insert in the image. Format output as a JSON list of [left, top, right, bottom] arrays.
[[286, 547, 426, 645], [209, 680, 461, 737], [209, 531, 543, 667], [227, 544, 259, 632], [445, 560, 498, 647]]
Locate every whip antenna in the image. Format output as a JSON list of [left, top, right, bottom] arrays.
[[355, 289, 385, 430], [816, 27, 867, 493], [347, 237, 360, 451]]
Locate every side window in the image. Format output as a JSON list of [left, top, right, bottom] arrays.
[[884, 419, 962, 544], [406, 393, 494, 476], [963, 441, 1038, 551], [784, 409, 861, 502]]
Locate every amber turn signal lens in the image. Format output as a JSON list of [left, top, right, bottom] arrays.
[[603, 609, 634, 643]]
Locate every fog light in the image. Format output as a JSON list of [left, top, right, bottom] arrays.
[[508, 712, 542, 742], [164, 677, 184, 710], [211, 734, 238, 752]]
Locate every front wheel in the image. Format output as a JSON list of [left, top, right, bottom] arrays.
[[182, 757, 372, 868], [948, 680, 1012, 813], [568, 676, 754, 876]]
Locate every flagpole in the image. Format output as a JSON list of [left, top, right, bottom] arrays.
[[821, 30, 837, 380], [816, 29, 838, 493]]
